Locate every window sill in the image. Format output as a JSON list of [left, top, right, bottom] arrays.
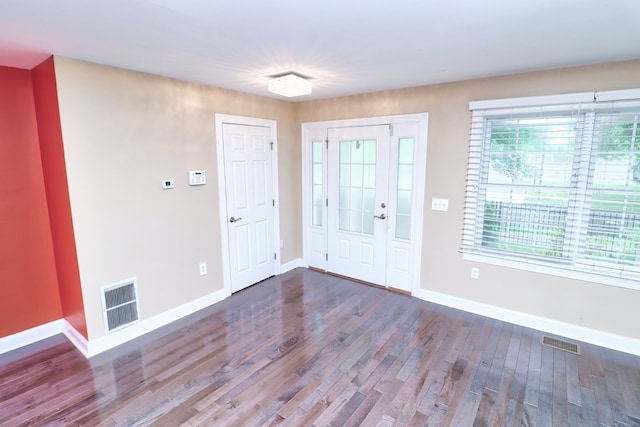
[[462, 251, 640, 292]]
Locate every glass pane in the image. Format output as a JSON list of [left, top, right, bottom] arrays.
[[398, 165, 413, 190], [339, 187, 350, 210], [487, 117, 577, 186], [351, 164, 363, 187], [338, 138, 377, 235], [339, 209, 349, 231], [351, 140, 364, 163], [481, 186, 569, 256], [580, 113, 640, 265], [312, 141, 323, 162], [398, 138, 414, 164], [395, 138, 414, 240], [363, 165, 376, 188], [313, 184, 323, 206], [350, 188, 363, 211], [397, 189, 412, 215], [363, 140, 376, 163], [340, 140, 350, 163], [396, 214, 411, 240], [312, 164, 322, 185], [311, 141, 323, 227], [313, 206, 322, 226], [363, 189, 375, 211], [340, 165, 350, 186], [349, 210, 363, 233], [592, 113, 639, 189]]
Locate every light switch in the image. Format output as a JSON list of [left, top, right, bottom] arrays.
[[431, 197, 449, 211]]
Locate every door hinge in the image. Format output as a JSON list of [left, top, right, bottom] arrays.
[[270, 141, 274, 151], [325, 198, 328, 207], [325, 253, 328, 261], [325, 137, 329, 149], [274, 253, 277, 260], [273, 199, 275, 207], [389, 124, 393, 136]]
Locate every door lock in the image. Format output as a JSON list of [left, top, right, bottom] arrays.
[[229, 216, 242, 223]]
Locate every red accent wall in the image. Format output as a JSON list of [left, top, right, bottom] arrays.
[[0, 65, 62, 337], [31, 57, 87, 339]]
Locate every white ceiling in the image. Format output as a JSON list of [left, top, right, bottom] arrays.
[[0, 0, 639, 101]]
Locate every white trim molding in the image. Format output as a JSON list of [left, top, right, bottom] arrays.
[[280, 258, 303, 274], [63, 320, 89, 357], [85, 288, 227, 357], [414, 288, 640, 357], [0, 319, 66, 356]]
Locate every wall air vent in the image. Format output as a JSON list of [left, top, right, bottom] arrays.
[[541, 335, 581, 355], [101, 278, 140, 334]]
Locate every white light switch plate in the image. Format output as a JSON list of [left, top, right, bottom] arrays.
[[432, 197, 449, 211]]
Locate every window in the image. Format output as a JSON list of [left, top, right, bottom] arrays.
[[312, 140, 324, 226], [395, 137, 414, 240], [462, 89, 640, 285]]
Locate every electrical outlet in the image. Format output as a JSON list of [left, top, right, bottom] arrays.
[[199, 262, 207, 276], [471, 267, 479, 279]]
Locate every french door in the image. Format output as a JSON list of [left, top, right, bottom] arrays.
[[303, 114, 429, 293]]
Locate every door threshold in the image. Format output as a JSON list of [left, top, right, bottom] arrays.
[[323, 271, 411, 296]]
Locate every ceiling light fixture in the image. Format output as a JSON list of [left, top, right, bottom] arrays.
[[268, 73, 312, 97]]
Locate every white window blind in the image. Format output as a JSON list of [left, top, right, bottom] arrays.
[[462, 89, 640, 282]]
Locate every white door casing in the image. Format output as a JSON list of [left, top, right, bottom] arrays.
[[302, 114, 429, 293], [215, 115, 280, 295]]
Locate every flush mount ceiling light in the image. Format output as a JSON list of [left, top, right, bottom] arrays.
[[268, 72, 312, 97]]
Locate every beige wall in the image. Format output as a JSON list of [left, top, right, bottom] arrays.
[[54, 57, 299, 340], [298, 59, 640, 341], [54, 55, 640, 343]]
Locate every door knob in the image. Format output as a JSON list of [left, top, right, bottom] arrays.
[[374, 213, 386, 220], [229, 216, 242, 223]]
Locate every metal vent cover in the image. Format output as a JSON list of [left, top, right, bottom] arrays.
[[541, 335, 581, 355], [101, 278, 140, 333]]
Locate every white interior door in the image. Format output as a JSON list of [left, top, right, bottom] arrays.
[[221, 123, 276, 292], [327, 125, 391, 285]]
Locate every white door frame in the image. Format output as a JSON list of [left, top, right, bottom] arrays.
[[302, 113, 429, 294], [215, 114, 281, 296]]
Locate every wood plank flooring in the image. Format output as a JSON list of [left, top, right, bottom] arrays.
[[2, 268, 640, 426]]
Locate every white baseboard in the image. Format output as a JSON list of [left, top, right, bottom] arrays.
[[280, 258, 303, 274], [0, 319, 65, 356], [414, 288, 640, 357], [63, 320, 89, 358], [85, 288, 227, 357]]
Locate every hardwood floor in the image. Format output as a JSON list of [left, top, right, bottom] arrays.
[[2, 268, 640, 426]]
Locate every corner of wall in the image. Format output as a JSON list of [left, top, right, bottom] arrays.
[[31, 56, 88, 339]]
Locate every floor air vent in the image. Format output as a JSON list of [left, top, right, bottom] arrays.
[[101, 278, 140, 333], [541, 335, 581, 355]]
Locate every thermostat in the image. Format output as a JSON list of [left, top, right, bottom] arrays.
[[189, 170, 206, 186]]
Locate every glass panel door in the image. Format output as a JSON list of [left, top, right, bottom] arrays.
[[327, 126, 390, 286]]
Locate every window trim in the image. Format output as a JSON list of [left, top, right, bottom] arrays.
[[462, 88, 640, 290]]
